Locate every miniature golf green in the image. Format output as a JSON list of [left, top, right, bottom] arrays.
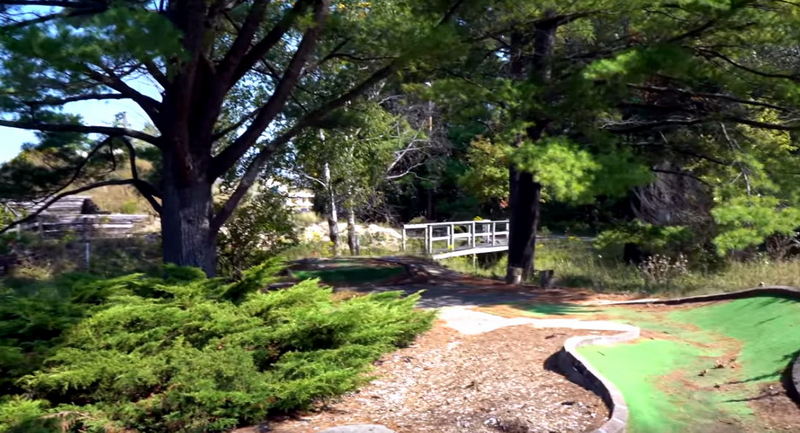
[[574, 295, 800, 433], [293, 264, 406, 285]]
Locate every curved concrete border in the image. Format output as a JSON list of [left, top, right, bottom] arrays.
[[374, 263, 800, 433], [437, 306, 640, 433], [793, 354, 800, 400], [557, 326, 640, 433], [595, 285, 800, 306], [561, 286, 800, 433]]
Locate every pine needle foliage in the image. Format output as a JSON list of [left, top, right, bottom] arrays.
[[0, 259, 433, 433]]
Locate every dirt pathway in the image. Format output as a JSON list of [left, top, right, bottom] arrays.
[[297, 257, 630, 308], [266, 321, 609, 433], [278, 258, 800, 433]]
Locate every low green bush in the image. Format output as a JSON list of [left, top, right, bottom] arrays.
[[0, 259, 433, 433], [594, 222, 693, 260], [0, 272, 119, 395]]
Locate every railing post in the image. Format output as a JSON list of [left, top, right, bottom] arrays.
[[470, 221, 476, 248], [447, 224, 456, 251], [491, 221, 496, 245], [426, 224, 433, 255], [82, 216, 91, 270], [401, 227, 406, 252]]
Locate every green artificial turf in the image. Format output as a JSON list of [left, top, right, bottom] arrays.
[[576, 295, 800, 433], [520, 303, 602, 316], [669, 295, 800, 384], [580, 340, 707, 432], [293, 265, 405, 285]]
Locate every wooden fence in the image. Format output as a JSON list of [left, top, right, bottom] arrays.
[[3, 195, 154, 240]]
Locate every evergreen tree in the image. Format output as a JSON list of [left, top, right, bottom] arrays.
[[419, 0, 800, 281], [0, 0, 461, 274]]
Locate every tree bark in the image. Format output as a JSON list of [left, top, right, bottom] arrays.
[[346, 206, 360, 255], [505, 168, 542, 283], [160, 164, 217, 276], [323, 161, 340, 256]]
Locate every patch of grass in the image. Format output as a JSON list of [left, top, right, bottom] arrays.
[[4, 237, 162, 279], [440, 239, 800, 296], [89, 182, 157, 216], [281, 241, 399, 261], [293, 265, 405, 285]]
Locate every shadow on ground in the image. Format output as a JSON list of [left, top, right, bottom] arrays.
[[294, 256, 621, 308]]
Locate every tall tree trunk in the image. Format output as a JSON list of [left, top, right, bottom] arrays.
[[346, 206, 360, 255], [425, 186, 434, 219], [160, 160, 217, 276], [505, 168, 542, 284], [323, 161, 340, 256], [504, 16, 558, 284]]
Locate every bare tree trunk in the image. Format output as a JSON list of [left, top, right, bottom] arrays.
[[160, 153, 218, 276], [506, 168, 541, 283], [346, 206, 360, 255], [426, 187, 434, 219], [323, 161, 340, 256]]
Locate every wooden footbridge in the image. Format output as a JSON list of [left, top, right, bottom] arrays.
[[401, 219, 594, 259], [401, 220, 511, 259]]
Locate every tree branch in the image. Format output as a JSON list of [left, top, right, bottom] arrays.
[[627, 83, 794, 112], [210, 0, 329, 178], [0, 119, 161, 145], [697, 48, 800, 82], [20, 93, 128, 106], [667, 19, 716, 43], [231, 0, 314, 85], [216, 0, 271, 86], [212, 107, 261, 140], [603, 116, 799, 132], [726, 116, 799, 131], [117, 137, 163, 214], [602, 117, 706, 132], [297, 170, 326, 187], [211, 128, 298, 232], [211, 60, 396, 179], [84, 67, 161, 121], [651, 168, 710, 186], [142, 60, 168, 88], [49, 136, 116, 199]]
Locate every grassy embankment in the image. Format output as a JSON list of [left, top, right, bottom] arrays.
[[441, 238, 800, 295]]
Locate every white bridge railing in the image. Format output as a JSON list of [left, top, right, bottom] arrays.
[[401, 219, 510, 259]]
